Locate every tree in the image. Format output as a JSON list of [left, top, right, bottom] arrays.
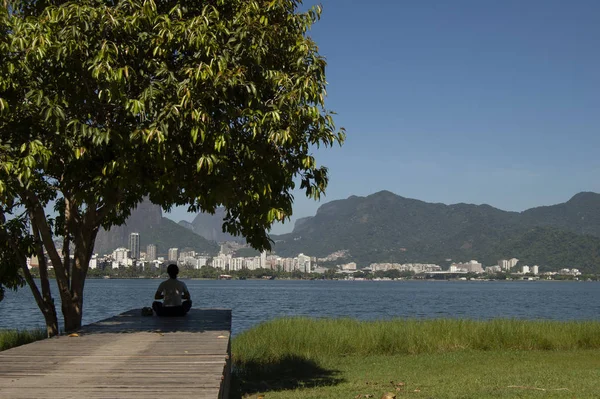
[[0, 0, 344, 335], [198, 266, 219, 279], [353, 270, 370, 279], [291, 269, 303, 279], [323, 267, 337, 279], [237, 267, 252, 279], [382, 269, 401, 279]]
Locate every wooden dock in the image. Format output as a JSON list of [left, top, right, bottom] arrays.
[[0, 308, 232, 399]]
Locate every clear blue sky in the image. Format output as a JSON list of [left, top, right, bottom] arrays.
[[167, 0, 600, 234]]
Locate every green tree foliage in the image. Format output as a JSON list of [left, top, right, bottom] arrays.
[[0, 0, 343, 334], [0, 214, 27, 301], [323, 267, 337, 279]]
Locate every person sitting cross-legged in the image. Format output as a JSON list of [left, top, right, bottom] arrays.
[[152, 264, 192, 317]]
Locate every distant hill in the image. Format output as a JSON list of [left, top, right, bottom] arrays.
[[178, 207, 245, 243], [271, 191, 600, 273], [94, 201, 219, 256], [521, 192, 600, 236]]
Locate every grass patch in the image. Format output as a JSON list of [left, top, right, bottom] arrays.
[[233, 318, 600, 361], [234, 350, 600, 399], [0, 329, 46, 352], [232, 318, 600, 398]]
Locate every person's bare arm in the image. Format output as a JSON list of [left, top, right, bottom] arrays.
[[154, 283, 164, 299], [182, 283, 191, 300]]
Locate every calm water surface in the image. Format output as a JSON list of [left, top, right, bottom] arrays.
[[1, 279, 599, 335]]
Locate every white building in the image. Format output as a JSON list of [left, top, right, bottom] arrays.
[[340, 262, 357, 271], [532, 265, 539, 275], [211, 254, 229, 270], [521, 265, 530, 274], [466, 260, 483, 273], [485, 265, 502, 274], [181, 256, 208, 269], [89, 255, 98, 269], [229, 257, 244, 271], [297, 253, 311, 273], [451, 260, 483, 273], [284, 258, 294, 272], [179, 250, 196, 261], [450, 260, 483, 273], [246, 257, 261, 270], [260, 251, 267, 268], [112, 247, 129, 264], [168, 248, 179, 262]]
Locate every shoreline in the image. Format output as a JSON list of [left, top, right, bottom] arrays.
[[80, 276, 597, 282]]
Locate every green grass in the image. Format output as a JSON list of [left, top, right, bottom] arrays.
[[235, 350, 600, 399], [231, 318, 600, 398], [0, 329, 46, 352], [233, 318, 600, 360]]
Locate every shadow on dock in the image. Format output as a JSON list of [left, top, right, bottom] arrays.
[[232, 355, 344, 398], [80, 308, 231, 333]]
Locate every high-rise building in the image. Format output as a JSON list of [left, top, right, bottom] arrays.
[[259, 251, 266, 269], [168, 248, 179, 262], [297, 253, 311, 273], [146, 244, 157, 262], [532, 265, 539, 275], [498, 259, 511, 271], [129, 233, 140, 259]]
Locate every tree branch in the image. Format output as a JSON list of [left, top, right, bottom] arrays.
[[30, 222, 53, 304], [63, 198, 71, 291], [25, 191, 71, 301], [4, 232, 45, 316]]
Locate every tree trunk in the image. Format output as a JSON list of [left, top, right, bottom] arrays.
[[60, 216, 99, 333], [61, 296, 83, 333], [41, 303, 59, 337], [24, 193, 101, 334], [19, 261, 59, 337], [61, 232, 95, 333]]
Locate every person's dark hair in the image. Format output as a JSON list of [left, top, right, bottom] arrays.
[[167, 264, 179, 279]]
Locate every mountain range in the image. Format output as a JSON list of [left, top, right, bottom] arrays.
[[93, 191, 600, 273], [177, 207, 244, 243], [270, 191, 600, 273], [94, 201, 219, 256]]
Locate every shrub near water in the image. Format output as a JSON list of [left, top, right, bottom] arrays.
[[0, 330, 46, 352], [232, 318, 600, 363]]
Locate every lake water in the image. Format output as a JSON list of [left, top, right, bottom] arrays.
[[1, 279, 599, 335]]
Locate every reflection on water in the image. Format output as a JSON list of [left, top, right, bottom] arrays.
[[1, 279, 599, 335]]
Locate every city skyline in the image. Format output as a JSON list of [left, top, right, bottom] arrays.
[[95, 230, 561, 276]]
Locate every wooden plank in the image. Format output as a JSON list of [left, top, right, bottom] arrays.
[[0, 387, 223, 399], [0, 308, 232, 399]]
